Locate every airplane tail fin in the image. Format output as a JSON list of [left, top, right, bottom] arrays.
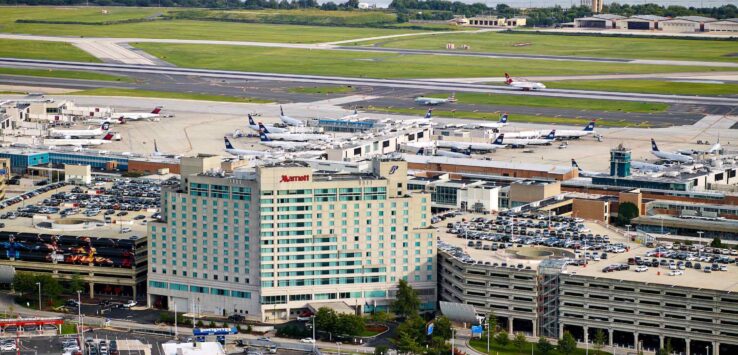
[[248, 114, 256, 126], [504, 73, 513, 84], [448, 92, 457, 102], [154, 139, 159, 153], [260, 133, 272, 142], [464, 146, 472, 155], [102, 132, 114, 141], [417, 148, 425, 155], [280, 106, 285, 117], [493, 134, 504, 145], [499, 112, 508, 124], [258, 122, 271, 134], [102, 122, 110, 131], [651, 139, 659, 152], [151, 107, 162, 114], [425, 109, 432, 119], [571, 159, 581, 171], [118, 117, 126, 124], [584, 120, 596, 132], [545, 130, 556, 140], [224, 137, 235, 149]]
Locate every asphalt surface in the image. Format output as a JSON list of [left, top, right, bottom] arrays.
[[2, 58, 738, 107]]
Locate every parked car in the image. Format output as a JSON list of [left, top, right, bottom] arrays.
[[635, 266, 649, 273]]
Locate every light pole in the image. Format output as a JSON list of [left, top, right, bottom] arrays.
[[625, 224, 631, 238], [451, 327, 455, 355], [706, 345, 710, 355], [336, 342, 342, 355], [174, 302, 178, 340], [697, 231, 704, 250], [35, 282, 41, 311], [486, 320, 490, 353], [311, 315, 316, 350], [77, 290, 84, 355]]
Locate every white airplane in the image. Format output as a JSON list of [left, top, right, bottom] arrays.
[[499, 130, 556, 146], [549, 121, 596, 140], [224, 137, 273, 157], [49, 122, 110, 139], [113, 106, 163, 121], [259, 132, 313, 150], [414, 93, 456, 106], [341, 108, 360, 120], [434, 134, 507, 152], [248, 114, 288, 133], [86, 117, 125, 125], [677, 140, 722, 156], [501, 128, 543, 139], [152, 140, 181, 159], [43, 132, 115, 147], [417, 147, 470, 159], [631, 160, 666, 172], [279, 106, 304, 127], [259, 124, 331, 142], [571, 159, 605, 177], [650, 139, 694, 164], [403, 109, 434, 126], [504, 73, 546, 91], [473, 113, 509, 129]]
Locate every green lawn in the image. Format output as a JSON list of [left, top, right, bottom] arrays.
[[173, 8, 399, 27], [365, 31, 738, 63], [61, 323, 78, 335], [469, 338, 611, 355], [133, 43, 728, 79], [0, 39, 98, 62], [71, 88, 272, 103], [545, 79, 738, 96], [0, 7, 163, 24], [0, 67, 132, 82], [366, 106, 651, 128], [288, 85, 356, 95], [428, 92, 668, 113]]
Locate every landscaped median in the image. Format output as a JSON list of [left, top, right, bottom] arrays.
[[469, 331, 613, 355], [365, 106, 652, 128]]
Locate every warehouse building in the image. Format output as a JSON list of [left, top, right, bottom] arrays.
[[616, 15, 669, 30], [705, 18, 738, 32], [660, 16, 717, 33], [574, 14, 625, 29], [147, 157, 437, 321]]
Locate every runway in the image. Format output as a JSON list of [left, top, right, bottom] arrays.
[[2, 57, 738, 107]]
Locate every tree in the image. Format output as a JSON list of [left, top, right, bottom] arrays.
[[487, 311, 497, 334], [374, 345, 389, 355], [392, 331, 423, 354], [315, 307, 338, 335], [370, 311, 392, 323], [67, 274, 85, 294], [391, 279, 420, 318], [433, 316, 452, 341], [617, 202, 639, 226], [495, 330, 509, 346], [558, 331, 577, 355], [656, 339, 673, 355], [536, 337, 554, 355], [710, 237, 722, 248], [513, 333, 527, 353], [593, 329, 606, 355], [12, 272, 37, 297], [336, 314, 365, 336], [395, 315, 425, 342]]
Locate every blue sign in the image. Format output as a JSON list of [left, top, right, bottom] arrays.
[[426, 323, 434, 336], [193, 327, 238, 336], [471, 325, 483, 335]]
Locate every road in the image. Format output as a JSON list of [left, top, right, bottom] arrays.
[[2, 58, 738, 107]]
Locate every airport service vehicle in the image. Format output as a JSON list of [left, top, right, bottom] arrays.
[[248, 114, 288, 133], [414, 93, 456, 105], [498, 130, 556, 146], [223, 137, 273, 158], [49, 122, 110, 139], [259, 133, 312, 150], [43, 132, 115, 147], [279, 106, 304, 126], [504, 73, 546, 91], [113, 106, 163, 121], [650, 139, 694, 163]]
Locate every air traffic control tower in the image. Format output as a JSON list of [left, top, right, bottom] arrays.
[[610, 144, 631, 177]]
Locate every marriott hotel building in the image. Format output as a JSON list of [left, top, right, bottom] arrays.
[[147, 156, 437, 321]]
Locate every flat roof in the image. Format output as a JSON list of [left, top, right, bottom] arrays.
[[403, 155, 574, 175]]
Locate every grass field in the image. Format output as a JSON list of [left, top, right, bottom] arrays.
[[0, 7, 419, 43], [173, 8, 399, 27], [287, 86, 355, 95], [0, 39, 98, 62], [367, 106, 651, 127], [469, 338, 611, 355], [71, 88, 272, 103], [545, 79, 738, 96], [133, 43, 728, 79], [429, 93, 668, 113], [366, 31, 738, 63], [0, 67, 131, 81]]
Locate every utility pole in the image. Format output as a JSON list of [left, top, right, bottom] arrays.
[[35, 282, 41, 310], [174, 303, 178, 339], [312, 315, 316, 350], [77, 290, 84, 355]]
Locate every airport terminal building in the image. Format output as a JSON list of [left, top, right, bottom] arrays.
[[146, 157, 437, 321]]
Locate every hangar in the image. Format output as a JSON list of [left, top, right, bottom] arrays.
[[705, 18, 738, 32], [574, 14, 625, 29], [660, 16, 717, 33], [616, 15, 669, 30]]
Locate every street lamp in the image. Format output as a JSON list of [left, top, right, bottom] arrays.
[[706, 345, 710, 355], [311, 315, 316, 350], [35, 282, 41, 311], [697, 231, 704, 250], [77, 290, 84, 355], [486, 320, 490, 353]]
